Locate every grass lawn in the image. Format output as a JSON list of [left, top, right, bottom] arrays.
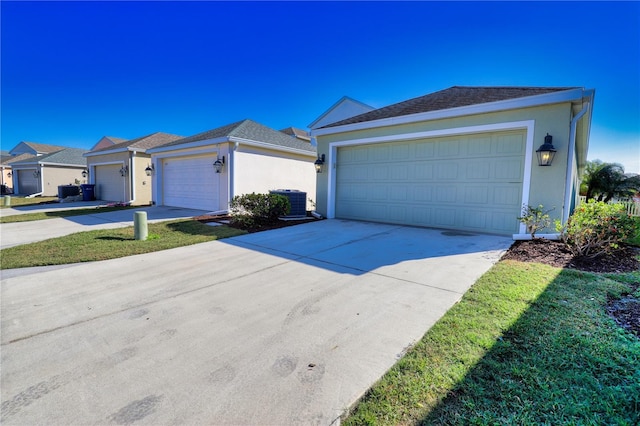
[[343, 261, 640, 425], [0, 196, 58, 207], [0, 205, 139, 223], [0, 219, 247, 269]]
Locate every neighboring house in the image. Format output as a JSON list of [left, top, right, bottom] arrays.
[[10, 148, 88, 196], [1, 154, 36, 194], [147, 119, 317, 212], [90, 136, 128, 151], [310, 86, 595, 238], [308, 96, 375, 130], [280, 127, 311, 143], [9, 141, 68, 156], [84, 132, 183, 205]]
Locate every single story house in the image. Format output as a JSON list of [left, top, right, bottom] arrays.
[[2, 142, 73, 193], [10, 148, 88, 196], [147, 119, 317, 212], [309, 86, 595, 238], [83, 132, 183, 205]]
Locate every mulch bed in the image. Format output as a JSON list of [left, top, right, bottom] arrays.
[[194, 214, 322, 234], [501, 238, 640, 337]]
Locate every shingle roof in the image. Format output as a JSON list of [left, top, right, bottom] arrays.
[[321, 86, 580, 128], [11, 148, 88, 166], [280, 127, 311, 141], [155, 119, 316, 153], [90, 132, 184, 153], [21, 141, 69, 153], [1, 153, 36, 165]]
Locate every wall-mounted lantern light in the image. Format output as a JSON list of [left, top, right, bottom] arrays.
[[314, 154, 326, 173], [7, 171, 12, 178], [145, 164, 154, 176], [82, 169, 89, 178], [213, 156, 225, 173], [33, 170, 41, 178], [119, 165, 128, 177], [536, 133, 557, 166]]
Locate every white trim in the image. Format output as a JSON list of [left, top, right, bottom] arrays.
[[311, 89, 584, 137], [562, 100, 591, 223], [228, 137, 317, 157], [38, 162, 86, 168], [325, 120, 536, 224]]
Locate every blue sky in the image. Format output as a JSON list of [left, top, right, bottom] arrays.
[[2, 1, 639, 173]]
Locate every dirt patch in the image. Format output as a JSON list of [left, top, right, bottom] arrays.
[[194, 214, 322, 233]]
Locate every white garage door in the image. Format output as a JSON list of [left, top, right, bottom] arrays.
[[17, 169, 39, 195], [162, 155, 219, 211], [335, 131, 525, 235], [95, 164, 126, 202]]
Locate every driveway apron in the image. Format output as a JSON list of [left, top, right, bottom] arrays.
[[0, 219, 512, 425]]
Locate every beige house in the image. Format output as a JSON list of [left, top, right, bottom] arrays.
[[84, 132, 183, 206], [9, 148, 88, 196], [310, 86, 595, 238], [147, 119, 317, 212]]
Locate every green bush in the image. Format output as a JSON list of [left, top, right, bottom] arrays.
[[229, 192, 290, 229], [517, 204, 553, 238], [556, 200, 636, 258]]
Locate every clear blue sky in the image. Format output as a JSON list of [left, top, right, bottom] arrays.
[[2, 1, 639, 173]]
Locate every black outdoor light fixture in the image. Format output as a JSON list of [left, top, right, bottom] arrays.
[[119, 165, 128, 177], [145, 164, 154, 176], [314, 154, 325, 173], [536, 133, 557, 166], [33, 170, 41, 178], [82, 169, 88, 178], [7, 171, 12, 178], [213, 156, 225, 173]]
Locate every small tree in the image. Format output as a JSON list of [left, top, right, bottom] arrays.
[[517, 204, 553, 238], [581, 160, 640, 202]]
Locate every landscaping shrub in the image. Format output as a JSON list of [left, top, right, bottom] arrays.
[[229, 192, 290, 229], [556, 200, 636, 258], [517, 204, 553, 238]]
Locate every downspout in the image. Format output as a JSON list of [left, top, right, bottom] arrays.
[[562, 100, 590, 223]]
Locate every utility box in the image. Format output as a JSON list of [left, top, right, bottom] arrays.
[[58, 185, 80, 199], [270, 189, 306, 216]]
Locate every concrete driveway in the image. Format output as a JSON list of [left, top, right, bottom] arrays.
[[1, 220, 512, 425], [0, 205, 211, 249]]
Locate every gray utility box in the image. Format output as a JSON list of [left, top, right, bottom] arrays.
[[270, 189, 306, 216]]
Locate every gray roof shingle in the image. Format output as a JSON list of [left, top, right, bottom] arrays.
[[21, 141, 69, 153], [155, 119, 316, 153], [321, 86, 579, 128], [90, 132, 184, 153], [11, 148, 88, 166]]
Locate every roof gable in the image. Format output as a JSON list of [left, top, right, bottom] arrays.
[[321, 86, 579, 128], [88, 132, 183, 154], [308, 96, 375, 129], [91, 136, 128, 151], [280, 127, 311, 142], [152, 119, 316, 153], [9, 141, 68, 156]]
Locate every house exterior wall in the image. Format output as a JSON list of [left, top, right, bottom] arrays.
[[233, 146, 317, 210], [42, 166, 87, 196], [132, 153, 152, 206], [315, 102, 574, 230], [1, 168, 13, 193]]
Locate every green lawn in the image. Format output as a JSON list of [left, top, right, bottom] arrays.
[[0, 219, 247, 269], [343, 261, 640, 425], [0, 205, 138, 223], [0, 196, 58, 207]]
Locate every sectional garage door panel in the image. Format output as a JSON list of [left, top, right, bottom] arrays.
[[335, 131, 525, 235], [162, 155, 219, 211], [95, 165, 126, 202], [17, 170, 38, 195]]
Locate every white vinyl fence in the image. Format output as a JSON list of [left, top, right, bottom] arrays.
[[578, 196, 640, 217]]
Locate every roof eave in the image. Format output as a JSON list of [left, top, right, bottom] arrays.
[[147, 137, 231, 154], [310, 88, 588, 137], [229, 136, 317, 157]]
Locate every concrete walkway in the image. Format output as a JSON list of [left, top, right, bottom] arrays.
[[0, 219, 512, 425], [0, 205, 211, 249]]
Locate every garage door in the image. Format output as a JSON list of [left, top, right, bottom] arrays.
[[335, 131, 525, 235], [17, 169, 39, 195], [95, 164, 126, 202], [162, 155, 219, 211]]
